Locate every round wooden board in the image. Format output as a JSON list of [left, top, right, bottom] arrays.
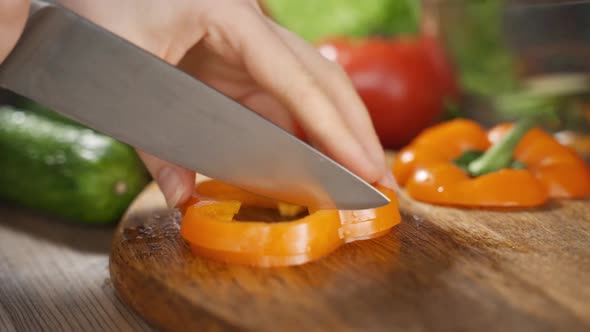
[[110, 181, 590, 332]]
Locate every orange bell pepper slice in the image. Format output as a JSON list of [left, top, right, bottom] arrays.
[[393, 119, 590, 207], [180, 180, 400, 267]]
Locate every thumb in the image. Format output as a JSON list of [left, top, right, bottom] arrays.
[[0, 0, 30, 63], [136, 150, 195, 208]]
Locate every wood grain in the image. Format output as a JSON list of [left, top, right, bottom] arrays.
[[110, 179, 590, 332], [0, 203, 153, 332]]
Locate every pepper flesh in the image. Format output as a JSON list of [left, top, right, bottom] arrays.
[[393, 119, 590, 207], [488, 124, 590, 199], [181, 180, 401, 267]]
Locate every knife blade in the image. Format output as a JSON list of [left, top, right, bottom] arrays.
[[0, 1, 389, 209]]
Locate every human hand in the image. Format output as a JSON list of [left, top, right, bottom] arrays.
[[15, 0, 396, 207], [0, 0, 29, 63]]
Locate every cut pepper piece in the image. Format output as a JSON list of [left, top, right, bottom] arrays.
[[189, 245, 325, 268], [338, 186, 399, 242], [406, 164, 548, 207], [489, 124, 590, 199], [180, 180, 401, 267], [393, 119, 590, 207], [392, 119, 490, 185]]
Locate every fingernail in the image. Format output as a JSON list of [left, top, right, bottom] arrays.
[[158, 167, 183, 208]]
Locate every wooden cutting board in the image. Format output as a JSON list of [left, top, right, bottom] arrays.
[[110, 175, 590, 332]]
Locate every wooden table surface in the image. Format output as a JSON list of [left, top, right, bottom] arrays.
[[110, 182, 590, 332], [0, 202, 153, 332], [2, 184, 590, 332]]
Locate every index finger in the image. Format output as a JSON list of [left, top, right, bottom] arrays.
[[209, 6, 383, 183]]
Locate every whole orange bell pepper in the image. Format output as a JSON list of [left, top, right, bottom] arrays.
[[393, 119, 590, 207], [180, 180, 400, 267]]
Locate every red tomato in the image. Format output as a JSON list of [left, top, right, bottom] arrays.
[[318, 37, 458, 149]]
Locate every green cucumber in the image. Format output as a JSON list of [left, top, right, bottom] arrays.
[[0, 105, 150, 224]]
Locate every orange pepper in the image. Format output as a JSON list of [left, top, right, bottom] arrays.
[[393, 119, 590, 207], [489, 124, 590, 199], [180, 180, 400, 267]]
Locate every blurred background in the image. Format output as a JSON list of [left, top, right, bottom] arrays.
[[1, 0, 589, 225], [262, 0, 590, 153]]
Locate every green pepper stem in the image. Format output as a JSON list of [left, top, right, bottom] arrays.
[[467, 117, 537, 176]]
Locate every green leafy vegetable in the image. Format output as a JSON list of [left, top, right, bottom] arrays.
[[264, 0, 420, 41], [440, 0, 518, 97]]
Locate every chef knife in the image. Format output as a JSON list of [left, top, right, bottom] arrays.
[[0, 0, 389, 209]]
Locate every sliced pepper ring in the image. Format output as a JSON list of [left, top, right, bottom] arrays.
[[393, 119, 590, 207], [338, 187, 400, 243], [180, 180, 401, 267]]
